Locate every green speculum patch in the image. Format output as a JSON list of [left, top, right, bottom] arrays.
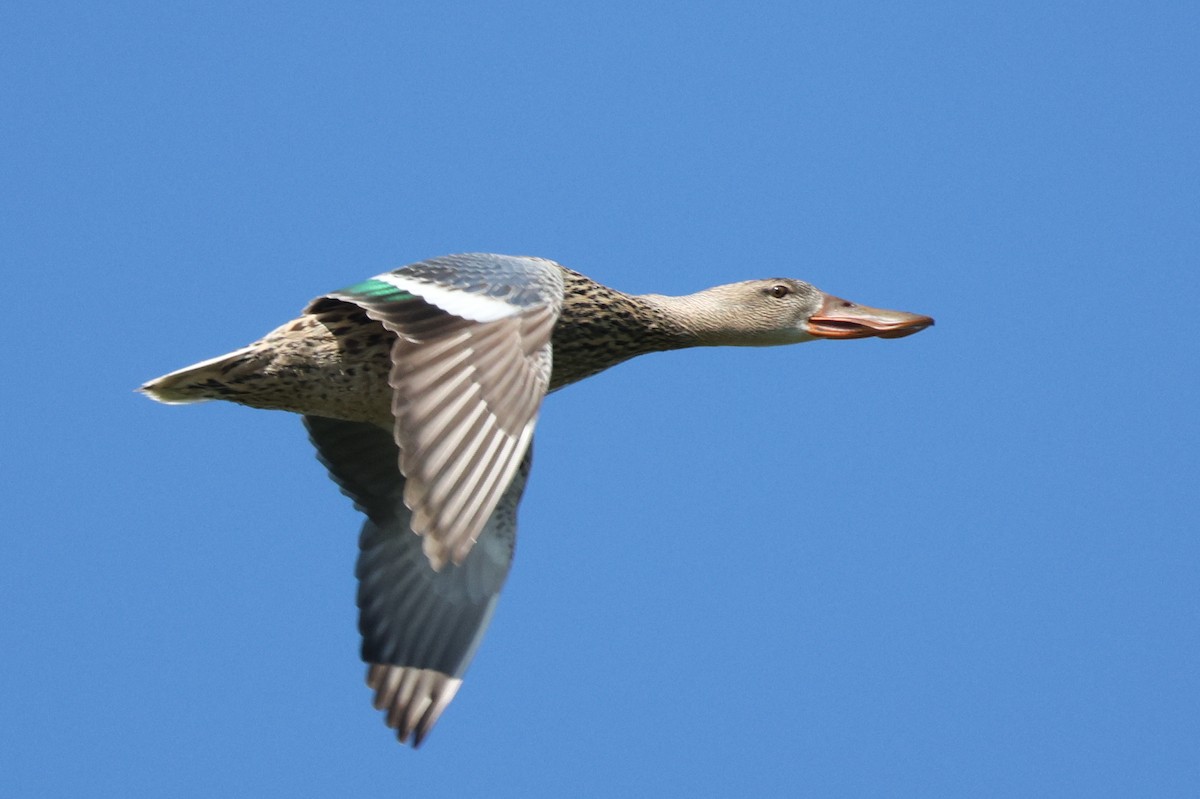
[[338, 278, 414, 302]]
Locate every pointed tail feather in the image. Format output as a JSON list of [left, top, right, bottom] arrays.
[[139, 345, 257, 404]]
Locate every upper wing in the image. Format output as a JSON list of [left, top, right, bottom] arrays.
[[304, 415, 528, 746], [311, 253, 563, 569]]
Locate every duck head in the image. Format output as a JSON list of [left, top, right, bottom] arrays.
[[653, 278, 934, 347]]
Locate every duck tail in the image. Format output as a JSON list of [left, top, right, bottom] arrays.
[[139, 345, 258, 405]]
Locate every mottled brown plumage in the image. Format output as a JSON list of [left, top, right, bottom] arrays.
[[145, 266, 693, 418]]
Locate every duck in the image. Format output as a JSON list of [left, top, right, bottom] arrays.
[[141, 252, 934, 746]]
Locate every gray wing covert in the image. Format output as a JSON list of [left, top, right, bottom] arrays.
[[311, 253, 563, 569]]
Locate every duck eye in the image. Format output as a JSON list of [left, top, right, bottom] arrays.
[[769, 284, 790, 299]]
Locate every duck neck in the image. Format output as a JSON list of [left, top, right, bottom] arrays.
[[632, 291, 756, 348], [548, 271, 700, 390]]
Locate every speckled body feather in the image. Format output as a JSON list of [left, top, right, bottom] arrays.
[[150, 265, 689, 422]]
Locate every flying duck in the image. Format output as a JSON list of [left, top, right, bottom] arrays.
[[141, 253, 934, 746]]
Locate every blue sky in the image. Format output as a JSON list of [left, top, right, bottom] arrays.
[[3, 2, 1197, 796]]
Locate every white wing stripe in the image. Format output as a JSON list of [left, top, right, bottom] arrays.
[[375, 273, 518, 323]]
